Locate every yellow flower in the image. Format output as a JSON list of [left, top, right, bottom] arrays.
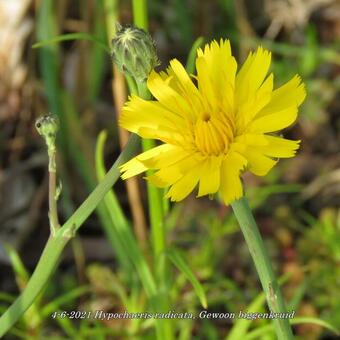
[[119, 40, 306, 204]]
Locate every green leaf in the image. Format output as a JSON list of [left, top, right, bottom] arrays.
[[226, 291, 266, 340], [166, 248, 207, 308], [244, 317, 339, 339], [33, 32, 110, 53]]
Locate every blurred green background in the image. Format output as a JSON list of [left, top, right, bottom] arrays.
[[0, 0, 339, 339]]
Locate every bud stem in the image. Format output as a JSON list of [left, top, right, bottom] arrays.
[[35, 114, 61, 235], [48, 149, 60, 235]]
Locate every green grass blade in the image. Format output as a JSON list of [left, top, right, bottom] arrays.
[[244, 317, 339, 339], [0, 293, 15, 304], [132, 0, 148, 29], [95, 130, 135, 274], [55, 317, 79, 339], [88, 0, 110, 103], [4, 244, 42, 330], [291, 317, 339, 335], [227, 274, 291, 340], [185, 36, 204, 74], [166, 248, 207, 309], [36, 0, 62, 123], [4, 244, 30, 287], [95, 130, 157, 296], [226, 290, 266, 340], [33, 32, 110, 53], [41, 286, 90, 317]]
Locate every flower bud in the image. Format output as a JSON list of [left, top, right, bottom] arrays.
[[111, 24, 159, 82], [35, 113, 59, 151]]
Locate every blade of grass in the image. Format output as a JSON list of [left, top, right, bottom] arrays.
[[41, 286, 90, 317], [226, 275, 291, 340], [0, 293, 15, 304], [88, 1, 110, 103], [95, 130, 168, 338], [173, 0, 194, 47], [166, 248, 207, 309], [33, 32, 110, 53], [226, 289, 266, 340], [132, 0, 148, 30], [95, 131, 156, 294], [55, 317, 80, 339], [4, 244, 41, 333], [95, 131, 137, 274], [244, 317, 339, 339], [185, 36, 204, 74]]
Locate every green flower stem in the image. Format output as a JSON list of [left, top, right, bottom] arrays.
[[132, 0, 148, 30], [133, 3, 172, 338], [231, 196, 294, 340], [137, 80, 172, 340], [49, 151, 60, 235], [0, 134, 140, 337], [136, 81, 166, 259]]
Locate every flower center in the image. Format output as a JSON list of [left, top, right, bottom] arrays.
[[194, 113, 234, 156]]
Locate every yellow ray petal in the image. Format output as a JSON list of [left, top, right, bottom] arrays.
[[234, 133, 268, 146], [169, 59, 201, 100], [256, 136, 301, 158], [120, 95, 186, 134], [120, 157, 148, 180], [249, 106, 298, 133], [141, 144, 190, 168], [197, 39, 232, 66], [147, 153, 202, 188], [236, 47, 271, 104], [219, 151, 247, 204], [165, 162, 202, 201], [147, 70, 194, 120], [197, 156, 223, 197], [241, 146, 278, 176], [137, 126, 185, 144], [196, 39, 237, 112], [196, 56, 217, 112], [120, 144, 172, 179], [236, 73, 273, 131], [257, 75, 306, 118]]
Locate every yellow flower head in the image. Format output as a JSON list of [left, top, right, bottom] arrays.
[[119, 40, 306, 204]]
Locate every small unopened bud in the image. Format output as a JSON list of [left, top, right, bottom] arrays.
[[35, 113, 59, 153], [111, 24, 159, 82]]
